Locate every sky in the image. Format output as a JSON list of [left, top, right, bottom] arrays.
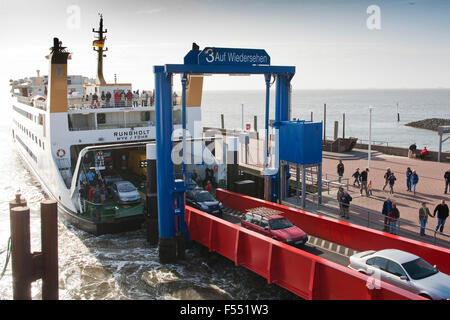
[[0, 0, 449, 92]]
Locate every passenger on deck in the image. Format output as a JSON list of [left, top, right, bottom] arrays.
[[92, 92, 99, 108], [141, 91, 147, 106], [114, 91, 120, 107], [206, 180, 213, 194], [133, 91, 139, 107], [105, 91, 111, 108], [126, 90, 133, 107]]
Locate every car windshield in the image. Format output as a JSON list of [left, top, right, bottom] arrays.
[[195, 192, 216, 202], [269, 218, 294, 230], [402, 258, 438, 280], [118, 183, 136, 193]]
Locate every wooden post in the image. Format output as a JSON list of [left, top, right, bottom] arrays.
[[323, 104, 327, 141], [40, 200, 58, 300], [221, 114, 224, 129], [334, 121, 339, 140], [10, 206, 32, 300], [342, 113, 345, 139], [253, 115, 257, 132]]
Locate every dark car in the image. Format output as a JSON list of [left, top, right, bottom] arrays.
[[186, 189, 223, 216], [240, 210, 308, 248]]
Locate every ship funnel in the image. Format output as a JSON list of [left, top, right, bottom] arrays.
[[47, 37, 69, 113]]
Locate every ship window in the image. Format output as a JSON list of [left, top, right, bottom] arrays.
[[97, 113, 106, 124]]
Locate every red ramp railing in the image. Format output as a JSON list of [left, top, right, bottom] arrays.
[[185, 204, 424, 300]]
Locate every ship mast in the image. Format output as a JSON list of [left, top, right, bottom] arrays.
[[93, 14, 107, 85]]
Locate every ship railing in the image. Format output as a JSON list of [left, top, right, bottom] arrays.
[[68, 121, 155, 131], [16, 96, 34, 106], [68, 99, 155, 110]]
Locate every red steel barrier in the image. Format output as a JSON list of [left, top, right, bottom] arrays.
[[185, 206, 423, 300], [215, 189, 450, 275]]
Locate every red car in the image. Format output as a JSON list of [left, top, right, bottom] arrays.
[[240, 209, 308, 247]]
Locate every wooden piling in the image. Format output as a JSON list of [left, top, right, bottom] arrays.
[[10, 206, 32, 300], [9, 195, 59, 300], [40, 200, 58, 300]]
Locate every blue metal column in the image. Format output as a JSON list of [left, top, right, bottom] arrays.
[[264, 73, 271, 167], [181, 73, 187, 178], [274, 74, 291, 202], [154, 66, 177, 263]]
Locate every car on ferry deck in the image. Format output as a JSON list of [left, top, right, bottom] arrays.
[[186, 188, 223, 217], [111, 180, 141, 205], [348, 248, 450, 300], [240, 211, 308, 248]]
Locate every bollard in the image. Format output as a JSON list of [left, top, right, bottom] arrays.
[[10, 206, 33, 300], [41, 200, 58, 300]]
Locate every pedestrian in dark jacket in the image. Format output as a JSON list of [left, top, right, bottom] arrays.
[[444, 169, 450, 194], [382, 168, 391, 191], [359, 168, 369, 196], [382, 198, 392, 232], [433, 200, 449, 233], [352, 168, 360, 187], [406, 167, 412, 191], [337, 160, 344, 183], [388, 173, 397, 195], [340, 190, 352, 219], [410, 170, 419, 195], [388, 204, 400, 235], [337, 187, 345, 217]]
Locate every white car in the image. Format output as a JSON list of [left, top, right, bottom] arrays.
[[111, 181, 141, 204], [348, 249, 450, 300]]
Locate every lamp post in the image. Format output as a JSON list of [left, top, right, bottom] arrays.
[[368, 106, 373, 169]]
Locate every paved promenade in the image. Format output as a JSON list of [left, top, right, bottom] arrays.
[[321, 150, 449, 230]]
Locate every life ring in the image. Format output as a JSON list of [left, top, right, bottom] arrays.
[[56, 149, 66, 158]]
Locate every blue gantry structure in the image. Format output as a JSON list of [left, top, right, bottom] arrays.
[[153, 45, 321, 261]]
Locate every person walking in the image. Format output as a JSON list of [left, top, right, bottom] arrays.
[[411, 170, 419, 195], [444, 169, 450, 194], [382, 168, 391, 191], [340, 190, 352, 219], [388, 172, 397, 195], [382, 198, 392, 232], [359, 168, 369, 196], [406, 167, 412, 192], [367, 179, 373, 196], [337, 160, 344, 183], [337, 187, 345, 217], [388, 203, 400, 235], [418, 202, 433, 236], [352, 168, 360, 187], [433, 200, 449, 233]]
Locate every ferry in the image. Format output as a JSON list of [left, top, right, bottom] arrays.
[[9, 16, 205, 235]]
